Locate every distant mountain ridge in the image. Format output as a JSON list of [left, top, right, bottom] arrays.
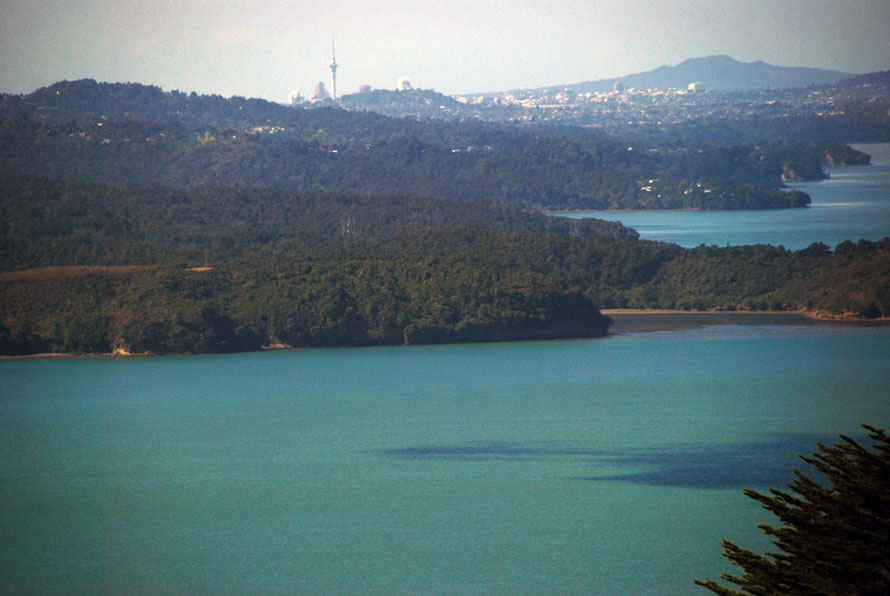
[[504, 55, 853, 95]]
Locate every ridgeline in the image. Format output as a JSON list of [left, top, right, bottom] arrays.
[[1, 81, 887, 355]]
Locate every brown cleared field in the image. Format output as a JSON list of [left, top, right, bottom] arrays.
[[0, 265, 159, 282]]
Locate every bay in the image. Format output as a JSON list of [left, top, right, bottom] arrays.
[[2, 326, 890, 594], [559, 143, 890, 250]]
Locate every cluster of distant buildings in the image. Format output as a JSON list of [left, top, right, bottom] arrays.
[[285, 39, 709, 109], [288, 40, 414, 106], [458, 80, 706, 110], [289, 77, 413, 106]]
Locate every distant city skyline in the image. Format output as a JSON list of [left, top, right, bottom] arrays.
[[2, 1, 889, 102]]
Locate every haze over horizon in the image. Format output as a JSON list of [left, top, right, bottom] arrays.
[[3, 0, 889, 102]]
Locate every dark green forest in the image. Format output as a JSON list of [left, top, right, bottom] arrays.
[[2, 177, 888, 355], [0, 80, 871, 211], [1, 81, 887, 355], [1, 115, 827, 211]]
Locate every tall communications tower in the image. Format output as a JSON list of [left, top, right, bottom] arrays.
[[329, 36, 338, 101]]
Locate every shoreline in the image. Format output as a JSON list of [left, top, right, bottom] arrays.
[[3, 311, 887, 360], [545, 208, 703, 215], [543, 203, 812, 215], [602, 309, 890, 334]]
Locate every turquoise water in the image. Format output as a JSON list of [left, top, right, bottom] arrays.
[[3, 326, 890, 594], [561, 143, 890, 250]]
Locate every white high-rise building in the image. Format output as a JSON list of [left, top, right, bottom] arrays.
[[329, 38, 338, 100]]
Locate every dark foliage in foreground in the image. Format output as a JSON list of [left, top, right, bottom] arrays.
[[695, 426, 890, 595]]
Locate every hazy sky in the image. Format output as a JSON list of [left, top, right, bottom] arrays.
[[3, 1, 889, 101]]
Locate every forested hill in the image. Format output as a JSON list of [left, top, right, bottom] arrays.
[[0, 79, 526, 148], [0, 176, 633, 272], [2, 176, 888, 356], [0, 79, 871, 211], [548, 56, 852, 94], [1, 81, 886, 356]]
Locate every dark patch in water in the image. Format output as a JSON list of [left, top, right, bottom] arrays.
[[582, 434, 832, 489], [376, 442, 586, 461], [376, 433, 836, 489]]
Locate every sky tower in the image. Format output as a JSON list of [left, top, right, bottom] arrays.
[[329, 36, 338, 101]]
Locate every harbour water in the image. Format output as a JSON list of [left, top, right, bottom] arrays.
[[3, 326, 889, 594], [560, 143, 890, 250]]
